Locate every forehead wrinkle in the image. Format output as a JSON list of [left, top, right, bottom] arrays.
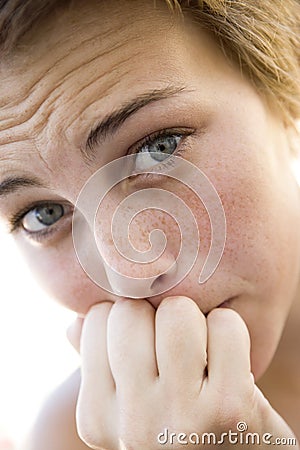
[[0, 51, 136, 152], [0, 36, 139, 147], [27, 59, 135, 170], [0, 0, 176, 116], [0, 8, 138, 107], [38, 75, 125, 162], [0, 139, 55, 180], [0, 144, 29, 164], [1, 21, 128, 96], [54, 57, 136, 135], [13, 0, 137, 67], [0, 35, 133, 121]]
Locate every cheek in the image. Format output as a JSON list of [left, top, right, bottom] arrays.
[[215, 157, 300, 378], [222, 167, 300, 298], [194, 102, 300, 301], [15, 234, 108, 315]]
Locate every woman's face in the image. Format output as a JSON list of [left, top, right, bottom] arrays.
[[0, 0, 299, 380]]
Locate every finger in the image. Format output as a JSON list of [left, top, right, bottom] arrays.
[[107, 299, 157, 395], [207, 308, 251, 388], [155, 296, 207, 389], [79, 302, 115, 391], [77, 302, 116, 450], [66, 316, 84, 353]]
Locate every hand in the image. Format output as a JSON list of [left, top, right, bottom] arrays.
[[76, 297, 299, 450]]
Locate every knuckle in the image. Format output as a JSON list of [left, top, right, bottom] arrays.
[[212, 388, 247, 430], [90, 301, 114, 313], [160, 295, 194, 310], [208, 308, 250, 344], [157, 296, 199, 324], [118, 400, 160, 449], [86, 301, 114, 324], [110, 298, 151, 322], [76, 395, 111, 449], [76, 415, 107, 449]]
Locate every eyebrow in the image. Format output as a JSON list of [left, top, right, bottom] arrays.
[[84, 84, 187, 159], [0, 85, 187, 198], [0, 176, 44, 198]]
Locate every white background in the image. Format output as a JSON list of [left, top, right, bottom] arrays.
[[0, 232, 80, 449]]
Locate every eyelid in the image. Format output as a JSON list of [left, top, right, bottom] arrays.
[[127, 127, 195, 156], [8, 201, 73, 234], [126, 127, 196, 181]]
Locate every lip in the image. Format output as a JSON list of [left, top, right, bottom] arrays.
[[145, 294, 238, 315], [217, 298, 234, 308], [204, 296, 237, 317]]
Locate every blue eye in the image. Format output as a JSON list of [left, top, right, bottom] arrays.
[[134, 134, 182, 171], [22, 204, 64, 232]]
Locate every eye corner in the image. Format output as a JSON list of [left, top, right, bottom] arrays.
[[7, 201, 73, 244]]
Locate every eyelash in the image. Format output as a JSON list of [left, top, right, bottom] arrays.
[[127, 127, 193, 179], [9, 201, 73, 241], [9, 128, 193, 241]]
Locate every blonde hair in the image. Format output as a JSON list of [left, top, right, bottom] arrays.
[[167, 0, 300, 125], [0, 0, 300, 123]]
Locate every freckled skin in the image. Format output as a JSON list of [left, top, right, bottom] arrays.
[[0, 0, 299, 386]]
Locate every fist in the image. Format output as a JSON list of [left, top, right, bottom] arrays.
[[76, 297, 298, 450]]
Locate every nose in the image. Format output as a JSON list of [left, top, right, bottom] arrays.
[[101, 249, 178, 299], [72, 168, 200, 302], [72, 200, 181, 300], [94, 200, 182, 298]]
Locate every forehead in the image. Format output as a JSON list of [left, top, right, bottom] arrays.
[[0, 0, 238, 193], [0, 1, 171, 136], [0, 2, 175, 175]]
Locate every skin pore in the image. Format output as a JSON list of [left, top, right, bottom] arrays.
[[0, 0, 300, 445]]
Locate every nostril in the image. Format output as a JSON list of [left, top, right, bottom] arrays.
[[150, 261, 178, 295], [102, 248, 178, 299], [150, 272, 167, 292]]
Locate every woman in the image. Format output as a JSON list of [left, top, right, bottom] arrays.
[[0, 0, 299, 448]]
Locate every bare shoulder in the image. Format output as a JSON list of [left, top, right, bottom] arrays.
[[25, 368, 91, 450]]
